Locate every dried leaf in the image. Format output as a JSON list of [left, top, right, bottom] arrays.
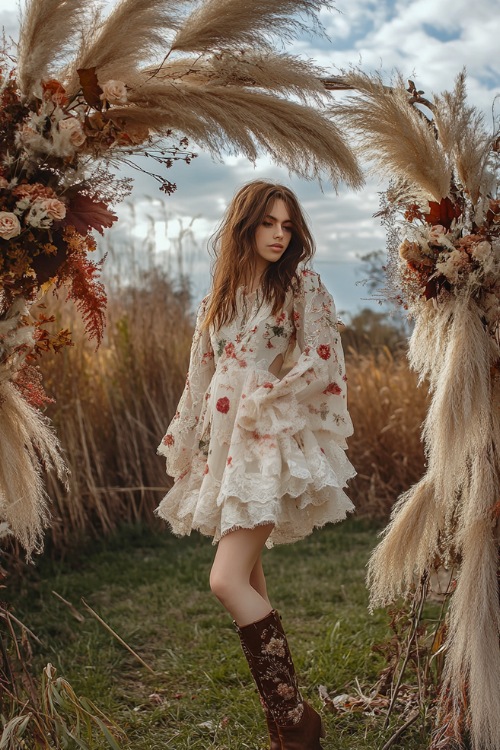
[[64, 194, 117, 236], [77, 67, 103, 109]]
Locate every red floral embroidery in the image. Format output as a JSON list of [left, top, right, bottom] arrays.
[[203, 464, 209, 475], [317, 344, 331, 360], [262, 382, 274, 389], [162, 433, 175, 446], [227, 456, 233, 466], [216, 396, 230, 413], [323, 382, 341, 395], [225, 342, 235, 356]]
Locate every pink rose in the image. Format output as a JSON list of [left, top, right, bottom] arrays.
[[0, 211, 21, 240], [100, 80, 128, 104], [428, 225, 447, 242], [59, 118, 86, 147], [38, 198, 66, 221], [13, 183, 55, 200]]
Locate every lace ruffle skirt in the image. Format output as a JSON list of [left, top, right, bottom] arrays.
[[156, 367, 355, 546]]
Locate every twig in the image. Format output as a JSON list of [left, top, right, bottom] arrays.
[[52, 590, 85, 623], [384, 573, 429, 728], [0, 609, 42, 646], [81, 598, 156, 674], [381, 708, 420, 750], [321, 75, 355, 91]]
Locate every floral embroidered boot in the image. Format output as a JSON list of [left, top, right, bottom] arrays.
[[235, 619, 282, 750], [236, 610, 325, 750]]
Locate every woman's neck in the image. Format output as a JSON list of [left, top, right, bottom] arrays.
[[243, 264, 268, 294]]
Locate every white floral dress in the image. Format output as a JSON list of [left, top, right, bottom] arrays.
[[156, 269, 356, 546]]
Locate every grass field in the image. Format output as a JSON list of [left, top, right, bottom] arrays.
[[7, 519, 437, 749]]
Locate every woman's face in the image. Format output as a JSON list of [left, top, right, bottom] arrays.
[[253, 198, 293, 273]]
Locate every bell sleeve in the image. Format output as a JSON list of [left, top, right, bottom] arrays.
[[157, 294, 215, 479], [237, 270, 354, 448]]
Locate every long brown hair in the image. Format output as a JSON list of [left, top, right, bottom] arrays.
[[203, 180, 315, 331]]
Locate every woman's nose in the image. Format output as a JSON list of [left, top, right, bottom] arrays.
[[274, 225, 284, 237]]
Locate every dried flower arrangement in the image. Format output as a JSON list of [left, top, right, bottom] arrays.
[[332, 71, 500, 750], [0, 0, 363, 559]]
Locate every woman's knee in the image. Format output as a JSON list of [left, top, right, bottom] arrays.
[[209, 565, 237, 604]]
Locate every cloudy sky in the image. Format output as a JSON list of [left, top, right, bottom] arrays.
[[1, 1, 499, 315]]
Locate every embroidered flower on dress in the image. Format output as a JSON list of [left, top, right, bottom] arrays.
[[323, 382, 342, 395], [216, 396, 230, 413], [162, 434, 174, 447], [317, 344, 331, 360]]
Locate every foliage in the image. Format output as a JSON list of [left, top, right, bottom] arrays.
[[342, 307, 407, 353]]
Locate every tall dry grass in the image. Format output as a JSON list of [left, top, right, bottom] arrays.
[[38, 269, 193, 551], [347, 347, 428, 516], [28, 269, 429, 555]]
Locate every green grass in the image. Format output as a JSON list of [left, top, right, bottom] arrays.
[[6, 519, 434, 749]]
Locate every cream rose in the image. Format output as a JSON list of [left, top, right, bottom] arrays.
[[59, 117, 86, 147], [470, 240, 492, 262], [100, 79, 128, 104], [0, 211, 21, 240], [0, 177, 8, 189], [435, 249, 465, 283], [399, 239, 434, 266], [38, 198, 66, 221]]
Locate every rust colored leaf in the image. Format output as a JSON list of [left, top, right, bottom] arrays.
[[426, 197, 461, 229], [64, 193, 117, 236], [77, 67, 103, 109]]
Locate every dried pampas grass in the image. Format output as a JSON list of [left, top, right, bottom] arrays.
[[330, 71, 451, 201], [63, 0, 190, 98], [0, 380, 68, 559], [17, 0, 85, 96], [433, 71, 496, 202], [368, 294, 500, 749], [109, 82, 363, 186], [147, 51, 327, 103], [171, 0, 335, 52], [16, 0, 361, 188]]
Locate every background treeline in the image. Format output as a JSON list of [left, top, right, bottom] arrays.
[[28, 248, 428, 556]]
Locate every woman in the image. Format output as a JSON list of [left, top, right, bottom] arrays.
[[157, 180, 355, 749]]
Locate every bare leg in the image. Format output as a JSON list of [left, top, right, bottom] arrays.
[[250, 555, 271, 606], [210, 525, 274, 626]]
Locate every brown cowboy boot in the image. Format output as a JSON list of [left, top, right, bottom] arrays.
[[235, 619, 282, 750], [236, 609, 325, 750]]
